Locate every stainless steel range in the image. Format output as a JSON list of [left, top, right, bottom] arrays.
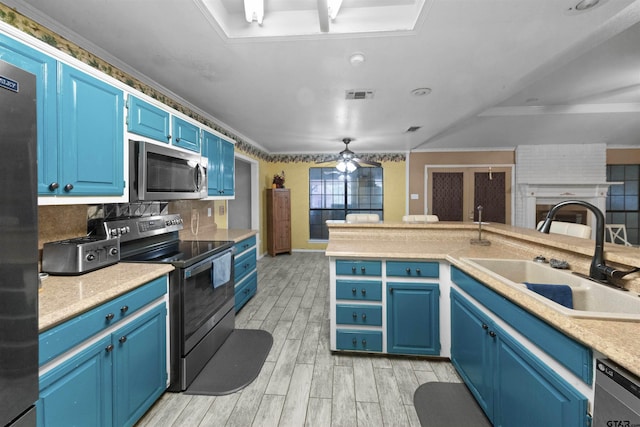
[[91, 214, 235, 391]]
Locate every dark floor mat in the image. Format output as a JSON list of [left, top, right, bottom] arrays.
[[413, 382, 492, 427], [184, 329, 273, 396]]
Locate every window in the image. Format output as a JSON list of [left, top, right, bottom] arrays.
[[606, 165, 639, 245], [309, 167, 383, 240]]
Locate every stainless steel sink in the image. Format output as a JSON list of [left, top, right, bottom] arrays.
[[460, 258, 640, 321]]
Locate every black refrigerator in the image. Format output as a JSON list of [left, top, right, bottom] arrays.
[[0, 60, 39, 426]]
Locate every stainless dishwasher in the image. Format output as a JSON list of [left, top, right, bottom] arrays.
[[593, 358, 640, 427]]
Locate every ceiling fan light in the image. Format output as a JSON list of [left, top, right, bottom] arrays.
[[336, 161, 347, 173], [346, 161, 357, 173], [244, 0, 264, 24]]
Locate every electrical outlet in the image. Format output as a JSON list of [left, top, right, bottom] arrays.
[[219, 205, 225, 215]]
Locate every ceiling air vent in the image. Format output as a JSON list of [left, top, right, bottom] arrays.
[[406, 126, 421, 132], [345, 90, 375, 100]]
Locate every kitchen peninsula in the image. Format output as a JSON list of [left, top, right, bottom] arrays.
[[325, 220, 640, 377]]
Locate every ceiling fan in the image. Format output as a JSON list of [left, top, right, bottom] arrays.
[[317, 138, 381, 173]]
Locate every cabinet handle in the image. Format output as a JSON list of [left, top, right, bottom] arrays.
[[167, 135, 171, 141], [416, 268, 421, 275], [489, 331, 497, 338], [361, 313, 367, 321], [120, 305, 129, 313], [352, 266, 356, 273], [361, 289, 366, 296], [105, 344, 114, 352], [119, 336, 127, 343], [482, 323, 488, 330], [406, 267, 411, 274], [361, 266, 366, 273], [63, 183, 74, 192], [352, 338, 357, 346], [389, 287, 394, 293], [105, 313, 115, 321], [48, 182, 59, 191], [352, 312, 357, 319], [352, 288, 357, 294], [361, 339, 367, 346]]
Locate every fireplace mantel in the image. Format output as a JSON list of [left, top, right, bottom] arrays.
[[518, 182, 614, 233]]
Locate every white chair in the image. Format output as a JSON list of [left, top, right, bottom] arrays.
[[537, 221, 592, 239], [402, 215, 439, 223], [605, 224, 633, 246], [345, 213, 380, 223]]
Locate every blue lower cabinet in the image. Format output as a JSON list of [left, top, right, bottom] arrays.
[[37, 300, 167, 427], [387, 282, 440, 355], [336, 304, 382, 326], [336, 330, 382, 352], [233, 237, 258, 312], [451, 289, 588, 427]]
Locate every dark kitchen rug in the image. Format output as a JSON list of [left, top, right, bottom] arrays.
[[184, 329, 273, 396], [413, 382, 491, 427]]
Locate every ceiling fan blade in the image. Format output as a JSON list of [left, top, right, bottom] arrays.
[[353, 158, 381, 167], [316, 156, 339, 164]]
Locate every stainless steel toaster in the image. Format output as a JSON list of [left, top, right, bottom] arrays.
[[42, 236, 120, 275]]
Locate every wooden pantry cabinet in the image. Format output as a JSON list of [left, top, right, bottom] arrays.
[[266, 188, 291, 256]]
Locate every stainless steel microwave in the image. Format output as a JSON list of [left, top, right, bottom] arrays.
[[129, 140, 208, 201]]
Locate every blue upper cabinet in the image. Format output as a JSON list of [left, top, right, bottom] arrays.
[[172, 116, 200, 152], [127, 95, 170, 143], [0, 34, 58, 195], [202, 130, 235, 196], [58, 64, 124, 196]]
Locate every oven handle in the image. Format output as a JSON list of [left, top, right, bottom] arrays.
[[184, 260, 211, 279]]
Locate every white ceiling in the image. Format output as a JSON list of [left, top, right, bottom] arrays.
[[6, 0, 640, 155]]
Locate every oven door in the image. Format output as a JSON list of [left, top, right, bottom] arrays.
[[181, 248, 234, 354]]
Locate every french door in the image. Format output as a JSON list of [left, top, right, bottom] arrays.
[[428, 167, 512, 224]]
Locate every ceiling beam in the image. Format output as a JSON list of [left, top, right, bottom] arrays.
[[317, 0, 330, 32]]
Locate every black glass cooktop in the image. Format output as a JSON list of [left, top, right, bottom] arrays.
[[122, 240, 234, 267]]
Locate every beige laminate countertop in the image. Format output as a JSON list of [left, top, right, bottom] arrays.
[[39, 263, 174, 332], [326, 222, 640, 378], [38, 229, 257, 333]]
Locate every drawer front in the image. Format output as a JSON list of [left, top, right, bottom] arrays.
[[336, 330, 382, 352], [39, 276, 167, 365], [336, 304, 382, 326], [336, 280, 382, 301], [336, 260, 382, 277], [234, 235, 257, 255], [235, 270, 257, 311], [386, 261, 439, 278], [234, 249, 256, 283]]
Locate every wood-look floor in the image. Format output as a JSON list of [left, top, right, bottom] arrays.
[[136, 252, 461, 427]]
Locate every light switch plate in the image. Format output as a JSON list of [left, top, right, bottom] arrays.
[[411, 194, 419, 200]]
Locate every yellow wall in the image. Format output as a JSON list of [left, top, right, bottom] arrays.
[[263, 160, 406, 252]]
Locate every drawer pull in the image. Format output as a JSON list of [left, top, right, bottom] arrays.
[[361, 339, 367, 346], [120, 305, 129, 313], [119, 336, 127, 343], [352, 288, 357, 294], [361, 313, 367, 321], [361, 289, 366, 296], [416, 268, 421, 275], [489, 331, 497, 338], [406, 267, 411, 274], [105, 344, 114, 353], [105, 313, 115, 321], [352, 338, 357, 346], [352, 312, 357, 319], [482, 323, 489, 330], [352, 266, 356, 273], [361, 266, 366, 273]]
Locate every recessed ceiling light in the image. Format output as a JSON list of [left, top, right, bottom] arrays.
[[411, 88, 432, 97]]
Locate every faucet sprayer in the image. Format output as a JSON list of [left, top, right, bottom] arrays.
[[537, 200, 638, 286]]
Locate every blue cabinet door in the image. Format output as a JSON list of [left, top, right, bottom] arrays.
[[219, 138, 235, 196], [58, 64, 124, 195], [37, 336, 113, 427], [113, 304, 167, 427], [172, 116, 200, 152], [387, 282, 440, 355], [450, 289, 494, 420], [0, 34, 58, 195], [127, 95, 170, 142], [203, 130, 235, 196]]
